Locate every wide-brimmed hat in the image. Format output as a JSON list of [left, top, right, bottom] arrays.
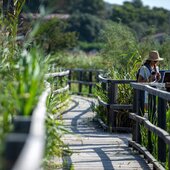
[[147, 50, 163, 61]]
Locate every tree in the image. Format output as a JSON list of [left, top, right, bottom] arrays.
[[68, 13, 105, 42], [100, 21, 138, 64], [70, 0, 105, 17], [132, 0, 143, 8], [34, 19, 77, 52], [99, 21, 141, 79], [111, 1, 170, 40], [24, 0, 40, 13]]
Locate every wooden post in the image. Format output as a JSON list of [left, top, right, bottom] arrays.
[[89, 71, 92, 95], [78, 70, 82, 95], [147, 94, 156, 154], [96, 71, 99, 82], [68, 70, 72, 90], [132, 89, 137, 141], [101, 82, 106, 92], [108, 81, 118, 104], [169, 145, 170, 170], [158, 97, 166, 163], [106, 105, 110, 131], [132, 89, 137, 113], [135, 90, 144, 144], [4, 133, 27, 170], [108, 81, 118, 131], [100, 81, 108, 129]]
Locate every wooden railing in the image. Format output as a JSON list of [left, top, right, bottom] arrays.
[[4, 70, 70, 170], [46, 70, 69, 95], [12, 86, 50, 170], [129, 82, 170, 170], [45, 70, 70, 108], [68, 68, 103, 96], [97, 74, 135, 131]]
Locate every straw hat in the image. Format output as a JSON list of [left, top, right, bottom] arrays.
[[147, 50, 163, 61]]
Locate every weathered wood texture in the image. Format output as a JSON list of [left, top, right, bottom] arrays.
[[97, 75, 135, 131], [61, 96, 153, 170], [130, 82, 170, 169]]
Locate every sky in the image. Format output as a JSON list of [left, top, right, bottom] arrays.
[[104, 0, 170, 10]]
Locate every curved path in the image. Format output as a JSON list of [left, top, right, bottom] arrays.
[[62, 95, 153, 170]]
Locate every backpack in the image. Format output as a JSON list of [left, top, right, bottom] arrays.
[[136, 63, 152, 80]]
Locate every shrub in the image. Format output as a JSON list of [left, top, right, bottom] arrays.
[[33, 18, 77, 53]]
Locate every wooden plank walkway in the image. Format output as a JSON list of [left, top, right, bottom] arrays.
[[61, 95, 153, 170]]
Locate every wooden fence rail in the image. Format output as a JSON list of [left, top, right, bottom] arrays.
[[61, 68, 170, 169], [12, 86, 50, 170], [68, 68, 103, 96], [4, 70, 70, 170], [129, 82, 170, 170], [97, 74, 135, 131], [46, 70, 70, 108], [8, 67, 170, 170]]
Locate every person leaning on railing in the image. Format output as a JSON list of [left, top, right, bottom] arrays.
[[137, 50, 164, 111], [137, 50, 164, 83]]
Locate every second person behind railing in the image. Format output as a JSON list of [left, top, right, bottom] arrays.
[[137, 50, 164, 83]]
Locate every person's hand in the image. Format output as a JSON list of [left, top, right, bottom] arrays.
[[149, 73, 156, 82], [156, 72, 161, 81], [149, 72, 161, 82]]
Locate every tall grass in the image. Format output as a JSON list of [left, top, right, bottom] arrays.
[[44, 75, 71, 169], [0, 2, 73, 170], [0, 2, 50, 170], [15, 48, 47, 116], [0, 0, 24, 137], [2, 0, 26, 61], [50, 51, 105, 69]]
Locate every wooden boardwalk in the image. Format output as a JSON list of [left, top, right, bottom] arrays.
[[61, 95, 153, 170]]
